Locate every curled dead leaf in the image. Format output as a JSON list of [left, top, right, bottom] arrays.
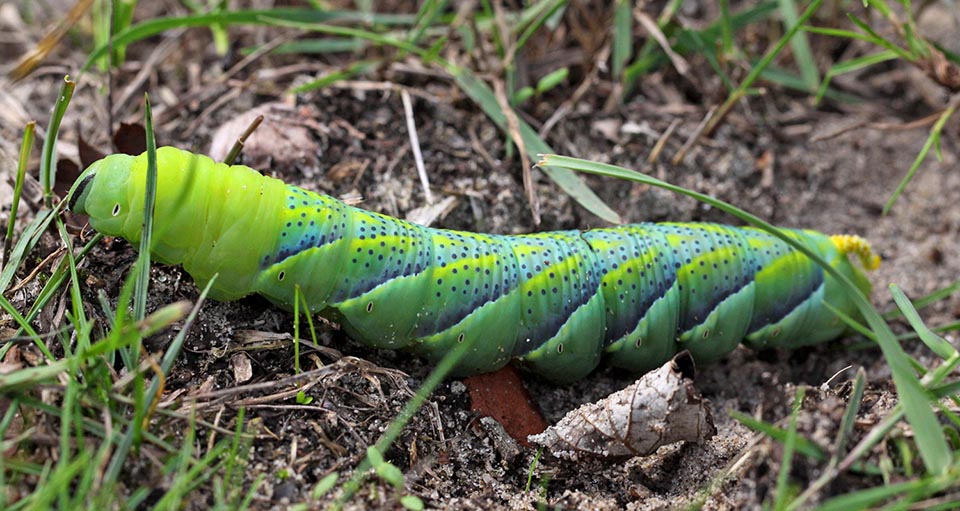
[[529, 353, 715, 460]]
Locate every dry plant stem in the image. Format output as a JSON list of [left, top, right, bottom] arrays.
[[401, 88, 434, 204], [648, 118, 680, 164], [9, 0, 94, 81], [328, 79, 445, 103], [493, 79, 540, 225], [692, 431, 765, 506], [221, 31, 300, 84], [634, 8, 690, 76], [223, 114, 264, 165], [252, 62, 328, 82], [151, 32, 294, 127], [7, 247, 65, 294], [181, 359, 410, 414], [539, 43, 609, 139], [810, 110, 944, 142], [231, 378, 326, 407], [917, 45, 960, 92], [184, 88, 242, 138], [141, 348, 165, 429], [879, 5, 960, 91], [491, 0, 517, 70], [468, 116, 499, 170], [206, 405, 226, 454], [186, 366, 339, 402], [112, 354, 168, 391], [112, 34, 184, 118], [672, 106, 718, 165]]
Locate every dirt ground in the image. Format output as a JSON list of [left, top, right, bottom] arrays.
[[2, 2, 959, 510]]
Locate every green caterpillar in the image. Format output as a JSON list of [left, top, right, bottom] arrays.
[[68, 147, 879, 383]]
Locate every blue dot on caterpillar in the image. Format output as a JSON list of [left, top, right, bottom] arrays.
[[68, 147, 879, 384]]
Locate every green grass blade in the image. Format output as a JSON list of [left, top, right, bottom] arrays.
[[128, 94, 158, 451], [844, 13, 914, 61], [835, 368, 866, 462], [82, 8, 418, 71], [816, 475, 951, 511], [134, 94, 158, 321], [254, 38, 367, 54], [773, 387, 805, 510], [612, 0, 632, 78], [822, 301, 874, 340], [56, 219, 90, 352], [884, 100, 957, 214], [4, 122, 35, 265], [890, 284, 957, 360], [776, 0, 819, 91], [625, 2, 778, 93], [20, 232, 101, 337], [333, 323, 476, 509], [112, 0, 139, 63], [0, 209, 57, 292], [39, 77, 75, 208], [264, 14, 622, 223], [731, 410, 827, 460], [897, 279, 960, 315], [290, 59, 379, 94], [406, 0, 446, 46], [814, 50, 899, 104], [450, 67, 621, 223], [759, 68, 864, 103], [719, 0, 734, 56], [22, 453, 91, 511], [703, 0, 824, 137], [294, 285, 303, 375], [513, 0, 566, 53]]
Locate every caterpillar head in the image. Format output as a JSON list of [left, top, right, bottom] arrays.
[[68, 153, 137, 236]]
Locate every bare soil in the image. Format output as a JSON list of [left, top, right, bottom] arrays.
[[2, 2, 959, 510]]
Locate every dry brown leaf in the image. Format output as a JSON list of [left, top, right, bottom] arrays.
[[207, 102, 323, 173], [529, 353, 715, 460]]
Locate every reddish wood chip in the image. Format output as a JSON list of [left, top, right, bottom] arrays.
[[464, 365, 548, 447]]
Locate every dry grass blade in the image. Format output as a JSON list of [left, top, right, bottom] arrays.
[[8, 0, 94, 81], [672, 105, 717, 165], [634, 8, 689, 77], [810, 111, 943, 142], [401, 88, 433, 205], [493, 79, 540, 225]]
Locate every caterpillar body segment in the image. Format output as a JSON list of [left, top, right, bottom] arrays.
[[69, 147, 876, 383]]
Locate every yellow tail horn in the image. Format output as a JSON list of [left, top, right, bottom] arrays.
[[830, 234, 881, 271]]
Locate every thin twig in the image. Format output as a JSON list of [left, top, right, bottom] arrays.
[[183, 87, 241, 138], [111, 34, 183, 118], [401, 88, 434, 204], [7, 247, 65, 294], [634, 8, 689, 76], [223, 114, 264, 165], [468, 116, 499, 170], [493, 79, 540, 225], [810, 110, 947, 142], [672, 106, 717, 165], [538, 44, 608, 139], [648, 118, 680, 164]]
